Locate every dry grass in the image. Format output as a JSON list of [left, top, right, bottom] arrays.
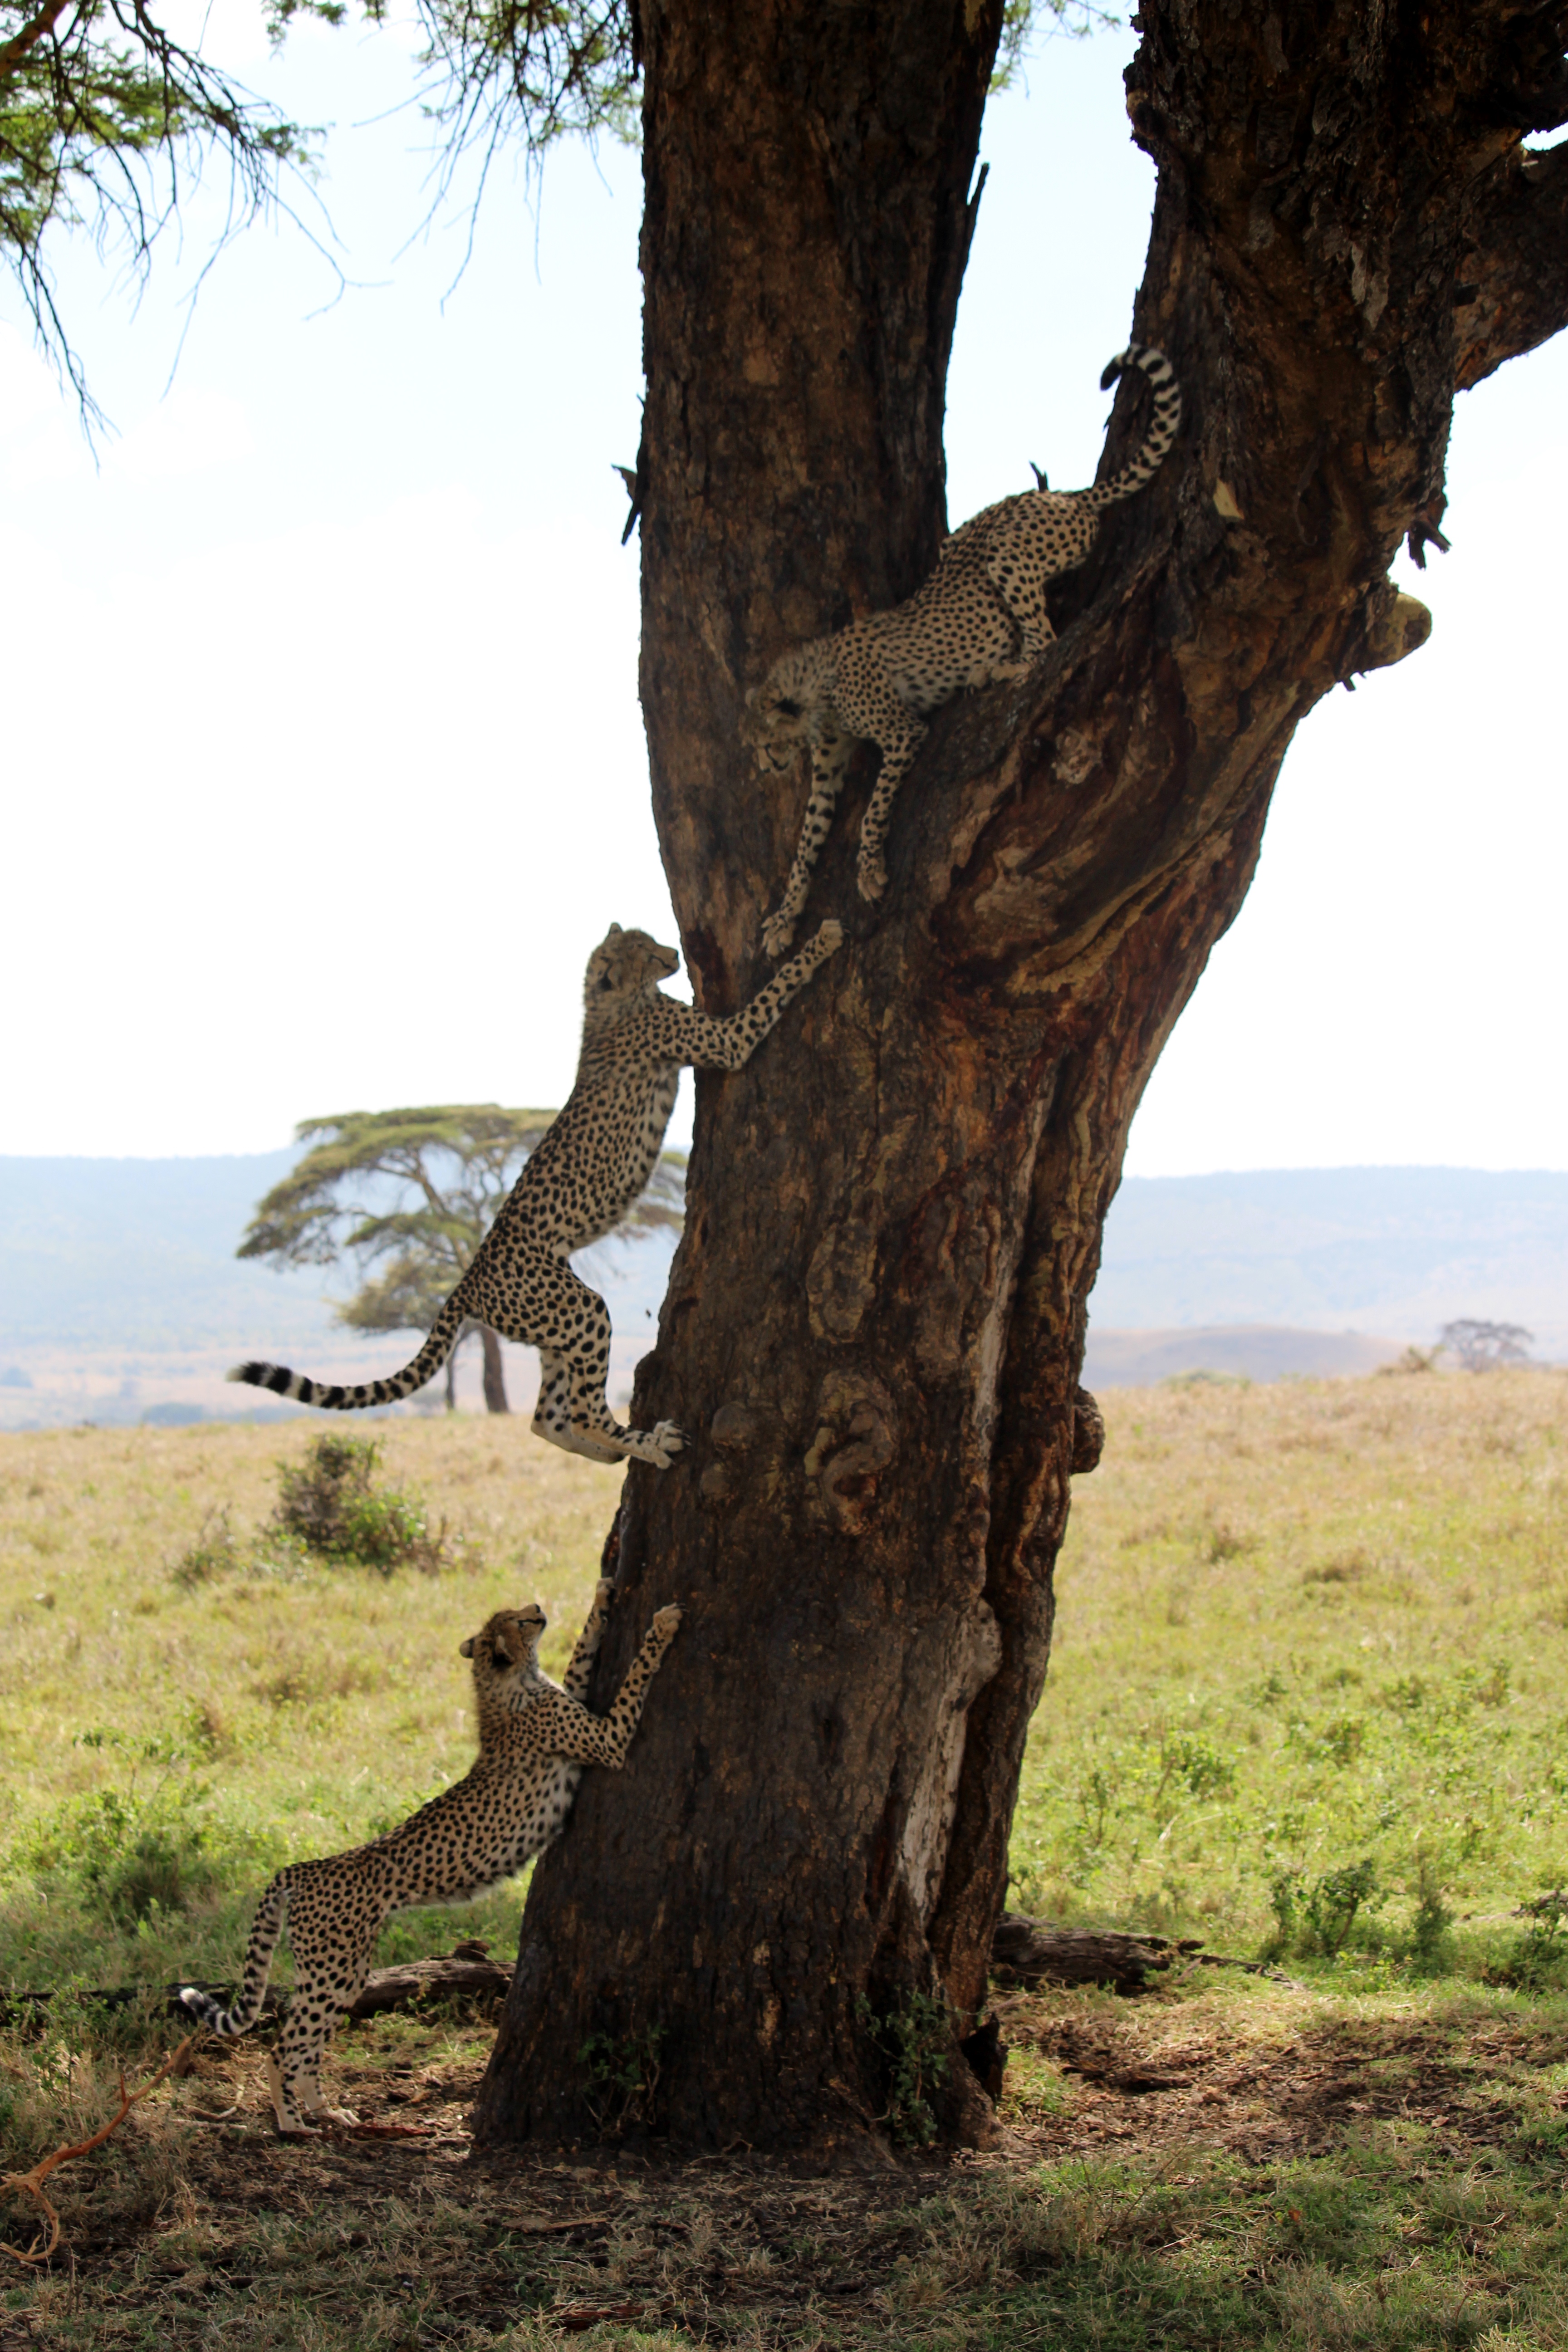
[[4, 1375, 1568, 2347]]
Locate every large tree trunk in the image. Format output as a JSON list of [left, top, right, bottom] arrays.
[[474, 0, 1568, 2154]]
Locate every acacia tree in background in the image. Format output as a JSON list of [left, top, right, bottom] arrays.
[[238, 1107, 684, 1414]]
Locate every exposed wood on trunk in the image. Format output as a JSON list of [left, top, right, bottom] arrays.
[[473, 0, 1568, 2156]]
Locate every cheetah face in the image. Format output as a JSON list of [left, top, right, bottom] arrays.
[[583, 923, 680, 1010], [742, 684, 810, 767], [461, 1604, 545, 1674]]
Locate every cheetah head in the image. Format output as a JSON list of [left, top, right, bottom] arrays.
[[583, 923, 680, 1016], [742, 643, 830, 768], [461, 1604, 546, 1678]]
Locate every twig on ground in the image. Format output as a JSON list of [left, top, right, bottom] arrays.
[[1, 2034, 196, 2264]]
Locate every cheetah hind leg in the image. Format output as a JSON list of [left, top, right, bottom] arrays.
[[560, 1355, 686, 1470], [264, 2053, 360, 2136], [533, 1351, 622, 1466]]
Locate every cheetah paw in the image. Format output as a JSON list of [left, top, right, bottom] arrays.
[[593, 1578, 616, 1604], [761, 907, 798, 959], [813, 918, 844, 954], [856, 854, 888, 904], [652, 1604, 684, 1637], [645, 1420, 687, 1468]]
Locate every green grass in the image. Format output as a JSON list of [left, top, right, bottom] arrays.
[[3, 1372, 1568, 2347], [1013, 1368, 1568, 1982], [0, 1416, 623, 1998]]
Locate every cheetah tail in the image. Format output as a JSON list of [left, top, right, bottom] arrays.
[[226, 1295, 468, 1412], [1083, 343, 1182, 511], [180, 1872, 291, 2039]]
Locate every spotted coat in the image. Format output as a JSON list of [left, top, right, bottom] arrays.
[[743, 346, 1183, 954], [227, 919, 842, 1466], [180, 1587, 680, 2132]]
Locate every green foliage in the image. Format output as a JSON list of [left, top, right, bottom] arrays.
[[11, 1729, 218, 1928], [1269, 1858, 1384, 1958], [1010, 1372, 1568, 1972], [1494, 1888, 1568, 1993], [855, 1989, 952, 2148], [270, 1432, 462, 1573], [578, 2021, 665, 2135], [168, 1504, 243, 1589], [0, 0, 310, 421]]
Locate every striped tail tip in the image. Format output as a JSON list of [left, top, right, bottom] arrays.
[[1099, 351, 1128, 391], [179, 1984, 225, 2028], [228, 1361, 303, 1398]]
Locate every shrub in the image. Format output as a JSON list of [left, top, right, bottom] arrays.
[[270, 1435, 461, 1574]]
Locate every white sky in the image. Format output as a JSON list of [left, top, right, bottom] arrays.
[[2, 16, 1565, 1174]]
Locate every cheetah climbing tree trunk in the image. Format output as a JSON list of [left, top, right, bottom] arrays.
[[474, 0, 1568, 2152]]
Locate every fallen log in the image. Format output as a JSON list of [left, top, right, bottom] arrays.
[[991, 1913, 1303, 1994], [2, 1923, 1298, 2035], [0, 1946, 512, 2032]]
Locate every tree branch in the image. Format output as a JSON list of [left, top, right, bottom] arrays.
[[1457, 140, 1568, 391], [0, 0, 76, 80]]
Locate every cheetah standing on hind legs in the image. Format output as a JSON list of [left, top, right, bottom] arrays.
[[744, 344, 1183, 955], [228, 917, 842, 1465], [180, 1585, 680, 2133]]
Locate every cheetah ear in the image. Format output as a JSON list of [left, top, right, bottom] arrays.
[[459, 1636, 475, 1658], [608, 922, 622, 936]]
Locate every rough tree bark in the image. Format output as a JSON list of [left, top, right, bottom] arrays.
[[474, 0, 1568, 2154]]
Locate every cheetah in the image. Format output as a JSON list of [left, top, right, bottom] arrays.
[[180, 1584, 680, 2133], [227, 917, 843, 1465], [744, 344, 1182, 955]]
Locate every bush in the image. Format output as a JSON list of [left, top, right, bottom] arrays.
[[270, 1435, 462, 1574], [1269, 1858, 1384, 1958]]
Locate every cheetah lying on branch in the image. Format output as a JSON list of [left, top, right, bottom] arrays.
[[181, 1586, 679, 2134], [228, 917, 841, 1466], [744, 344, 1182, 954]]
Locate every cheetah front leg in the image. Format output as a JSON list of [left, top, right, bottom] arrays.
[[660, 920, 843, 1074], [763, 731, 853, 958], [527, 1606, 683, 1769], [840, 700, 924, 906], [563, 1579, 615, 1703]]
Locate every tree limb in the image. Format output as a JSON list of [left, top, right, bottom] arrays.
[[1458, 141, 1568, 391]]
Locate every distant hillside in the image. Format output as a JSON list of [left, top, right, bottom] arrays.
[[1093, 1166, 1568, 1359], [0, 1154, 674, 1428], [1, 1156, 1563, 1426]]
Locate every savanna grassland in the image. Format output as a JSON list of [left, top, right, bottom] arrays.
[[2, 1375, 1567, 2352]]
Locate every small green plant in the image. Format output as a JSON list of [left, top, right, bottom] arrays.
[[855, 1989, 952, 2149], [1269, 1858, 1383, 1958], [169, 1506, 243, 1588], [13, 1733, 218, 1925], [578, 2023, 666, 2136], [1492, 1887, 1568, 1990], [270, 1435, 461, 1573], [1408, 1853, 1454, 1974]]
